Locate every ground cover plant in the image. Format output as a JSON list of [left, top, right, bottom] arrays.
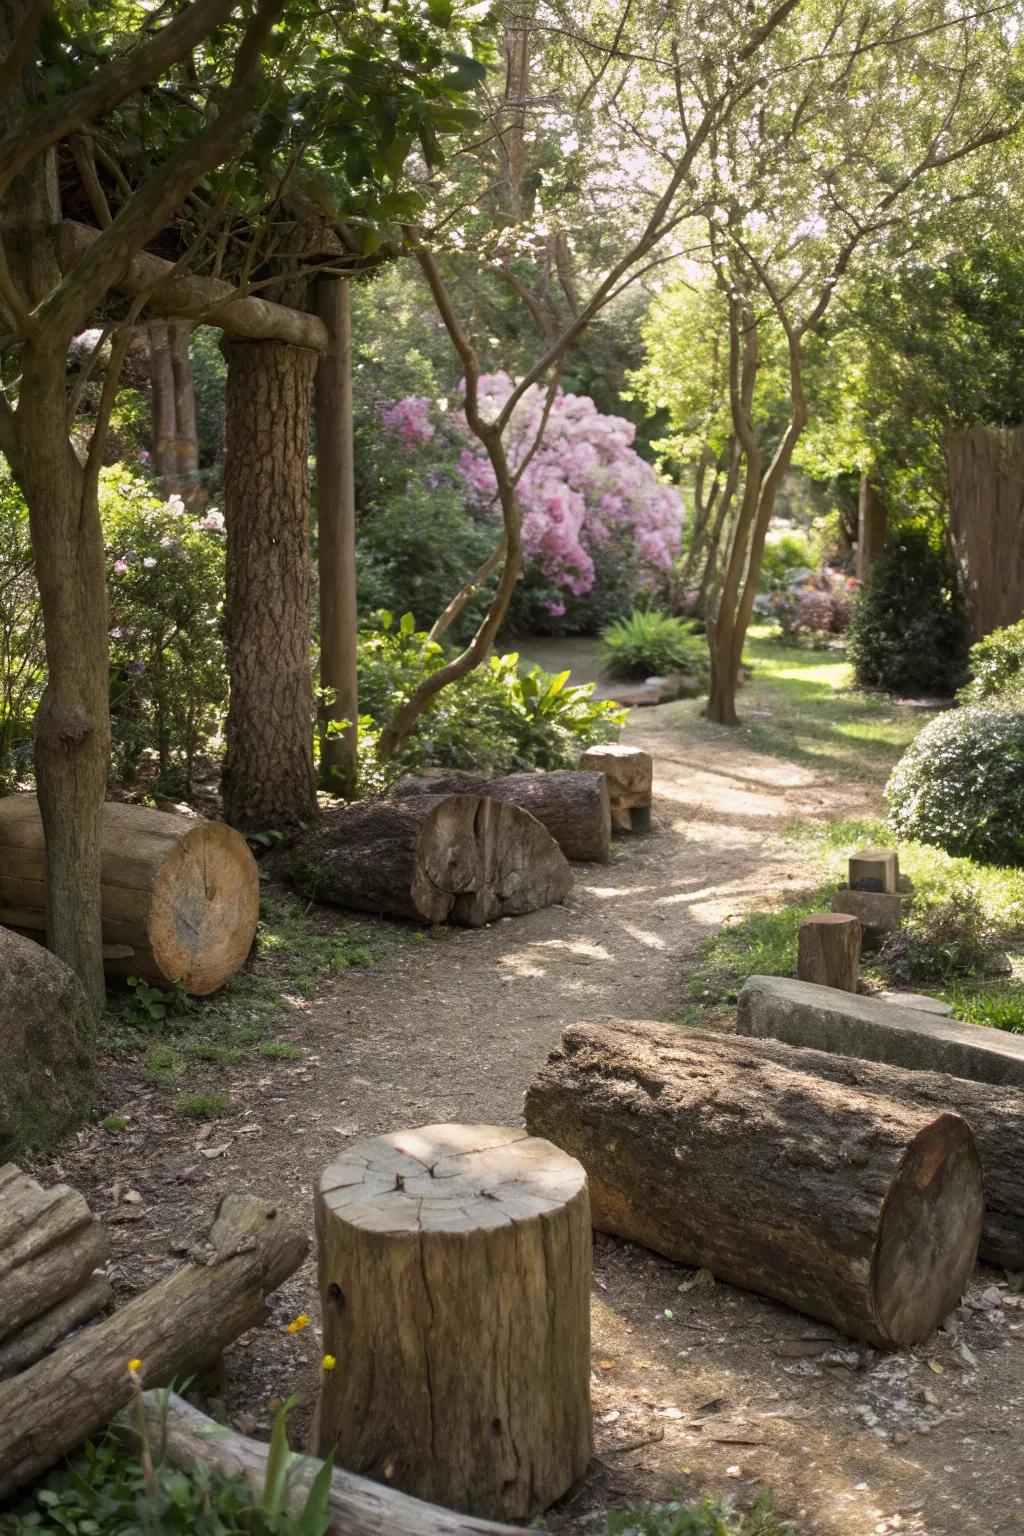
[[598, 610, 710, 682]]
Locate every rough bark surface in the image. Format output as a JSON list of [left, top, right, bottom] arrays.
[[0, 927, 94, 1157], [393, 770, 611, 862], [704, 1029, 1024, 1269], [288, 794, 573, 924], [137, 1392, 523, 1536], [856, 476, 887, 580], [578, 745, 653, 833], [949, 425, 1024, 640], [0, 795, 259, 993], [797, 913, 861, 992], [0, 1164, 110, 1342], [222, 340, 318, 831], [0, 1191, 308, 1499], [525, 1020, 983, 1349], [0, 1272, 112, 1382], [312, 1124, 592, 1521]]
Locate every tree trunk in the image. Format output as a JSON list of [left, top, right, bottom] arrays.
[[287, 794, 572, 925], [856, 475, 887, 581], [948, 425, 1024, 641], [136, 1392, 524, 1536], [0, 795, 260, 994], [169, 319, 203, 506], [149, 318, 178, 495], [222, 339, 318, 831], [0, 1191, 308, 1501], [313, 1124, 591, 1521], [796, 913, 861, 992], [315, 278, 359, 797], [392, 770, 611, 861], [525, 1020, 983, 1350]]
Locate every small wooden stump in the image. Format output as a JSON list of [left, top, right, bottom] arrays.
[[797, 913, 861, 992], [313, 1124, 592, 1522], [578, 744, 652, 832], [849, 846, 899, 894]]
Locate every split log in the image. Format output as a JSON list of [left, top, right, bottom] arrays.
[[313, 1124, 592, 1521], [0, 795, 259, 994], [135, 1391, 522, 1536], [525, 1020, 983, 1349], [578, 744, 652, 832], [0, 1191, 308, 1499], [797, 912, 861, 991], [393, 770, 611, 862], [0, 1273, 112, 1383], [288, 794, 572, 925], [0, 1165, 111, 1345]]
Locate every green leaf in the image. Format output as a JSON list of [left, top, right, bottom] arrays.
[[399, 611, 416, 635]]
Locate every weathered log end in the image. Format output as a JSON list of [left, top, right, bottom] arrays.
[[797, 912, 861, 992], [288, 794, 572, 925], [393, 770, 612, 862]]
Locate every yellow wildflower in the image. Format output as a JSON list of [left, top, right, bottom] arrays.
[[286, 1314, 310, 1334], [128, 1358, 142, 1373], [322, 1354, 336, 1371]]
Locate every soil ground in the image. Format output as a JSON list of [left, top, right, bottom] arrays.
[[29, 639, 1024, 1536]]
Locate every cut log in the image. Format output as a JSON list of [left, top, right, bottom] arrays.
[[525, 1020, 983, 1349], [0, 927, 94, 1158], [797, 912, 861, 991], [0, 1272, 112, 1382], [393, 770, 611, 862], [578, 744, 652, 832], [0, 1191, 308, 1499], [0, 1166, 111, 1344], [288, 794, 573, 925], [849, 846, 899, 894], [0, 795, 259, 994], [134, 1392, 522, 1536], [313, 1124, 591, 1520]]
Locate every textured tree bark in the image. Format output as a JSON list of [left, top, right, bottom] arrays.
[[313, 1124, 591, 1521], [222, 340, 318, 831], [0, 796, 259, 993], [169, 319, 203, 505], [856, 475, 887, 581], [148, 318, 179, 495], [0, 1192, 308, 1500], [0, 1165, 110, 1347], [525, 1020, 983, 1349], [797, 913, 861, 992], [948, 425, 1024, 641], [315, 278, 358, 796], [287, 794, 573, 924], [393, 770, 611, 861], [136, 1392, 523, 1536]]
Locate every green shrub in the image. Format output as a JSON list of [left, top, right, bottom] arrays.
[[759, 530, 814, 590], [887, 705, 1024, 865], [354, 611, 624, 787], [877, 883, 992, 983], [599, 609, 709, 681], [847, 526, 968, 696], [958, 618, 1024, 705]]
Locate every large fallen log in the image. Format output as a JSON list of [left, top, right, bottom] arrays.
[[134, 1392, 522, 1536], [0, 1165, 111, 1349], [0, 1192, 307, 1499], [288, 794, 572, 924], [525, 1020, 983, 1349], [393, 771, 611, 862], [0, 795, 259, 994]]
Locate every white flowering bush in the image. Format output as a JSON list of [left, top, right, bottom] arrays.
[[887, 704, 1024, 865], [102, 471, 226, 791]]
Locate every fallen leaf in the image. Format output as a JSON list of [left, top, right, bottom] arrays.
[[597, 1360, 616, 1371], [927, 1359, 944, 1374]]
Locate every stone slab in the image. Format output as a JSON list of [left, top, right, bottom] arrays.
[[737, 974, 1024, 1089], [876, 990, 954, 1017], [832, 887, 903, 935]]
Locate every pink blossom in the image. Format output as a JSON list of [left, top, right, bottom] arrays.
[[379, 396, 435, 449]]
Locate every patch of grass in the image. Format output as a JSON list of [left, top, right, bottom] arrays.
[[176, 1090, 234, 1121], [677, 889, 834, 1026], [145, 1042, 186, 1084], [259, 1040, 301, 1060], [594, 1495, 793, 1535], [257, 890, 389, 996], [660, 627, 922, 785], [946, 981, 1024, 1034], [99, 1114, 127, 1132], [184, 1040, 247, 1065]]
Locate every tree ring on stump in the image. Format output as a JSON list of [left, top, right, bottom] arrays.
[[148, 820, 259, 995], [872, 1112, 983, 1347]]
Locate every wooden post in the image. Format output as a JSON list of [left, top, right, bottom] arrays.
[[313, 1124, 592, 1521], [315, 277, 359, 798], [797, 912, 861, 991], [856, 474, 887, 581], [849, 845, 899, 893]]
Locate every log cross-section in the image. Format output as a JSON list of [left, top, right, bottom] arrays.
[[797, 912, 861, 992]]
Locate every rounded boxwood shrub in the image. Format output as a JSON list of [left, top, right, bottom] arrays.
[[848, 526, 968, 696], [887, 704, 1024, 864], [958, 618, 1024, 704]]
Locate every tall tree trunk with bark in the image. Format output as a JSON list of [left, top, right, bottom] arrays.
[[222, 340, 318, 831], [169, 319, 202, 506], [148, 318, 179, 496], [315, 278, 358, 797]]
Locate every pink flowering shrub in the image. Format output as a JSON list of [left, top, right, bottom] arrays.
[[769, 567, 857, 645], [377, 374, 685, 629]]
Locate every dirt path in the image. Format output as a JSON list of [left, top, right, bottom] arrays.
[[33, 691, 1024, 1536]]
